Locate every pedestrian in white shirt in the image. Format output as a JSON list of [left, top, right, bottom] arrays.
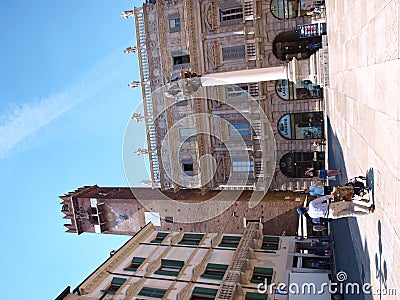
[[297, 194, 375, 219]]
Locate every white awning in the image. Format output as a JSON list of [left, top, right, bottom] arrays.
[[145, 212, 161, 226]]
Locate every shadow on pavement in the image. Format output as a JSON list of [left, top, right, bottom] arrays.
[[326, 117, 373, 299]]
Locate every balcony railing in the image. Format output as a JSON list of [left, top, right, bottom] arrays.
[[135, 8, 161, 186]]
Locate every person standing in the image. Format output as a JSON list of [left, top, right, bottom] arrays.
[[305, 167, 341, 179], [297, 194, 375, 219]]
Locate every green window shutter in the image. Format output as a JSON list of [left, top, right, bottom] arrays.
[[161, 259, 184, 268], [221, 235, 241, 241], [183, 233, 204, 239], [219, 243, 238, 248], [154, 270, 180, 276], [200, 273, 224, 280], [138, 287, 167, 298], [263, 236, 280, 243], [254, 267, 273, 275], [245, 292, 267, 300], [111, 277, 126, 286], [132, 257, 145, 264], [192, 287, 218, 296], [150, 239, 163, 243], [178, 240, 199, 245], [157, 232, 168, 238], [207, 263, 228, 271]]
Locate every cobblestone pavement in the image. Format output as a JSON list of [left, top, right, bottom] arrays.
[[324, 0, 400, 298]]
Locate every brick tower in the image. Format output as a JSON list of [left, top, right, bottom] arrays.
[[60, 185, 304, 236]]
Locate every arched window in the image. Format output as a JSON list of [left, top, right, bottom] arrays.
[[270, 0, 298, 19], [272, 31, 322, 61], [277, 112, 324, 140], [270, 0, 315, 19], [280, 152, 325, 178], [275, 79, 322, 100]]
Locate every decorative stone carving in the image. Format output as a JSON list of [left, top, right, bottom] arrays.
[[121, 10, 134, 19]]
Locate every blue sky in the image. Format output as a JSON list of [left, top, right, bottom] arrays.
[[0, 1, 148, 299]]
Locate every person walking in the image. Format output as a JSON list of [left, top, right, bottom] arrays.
[[305, 167, 341, 179], [304, 183, 330, 197], [297, 194, 375, 219]]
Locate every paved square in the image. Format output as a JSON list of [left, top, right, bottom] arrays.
[[325, 0, 400, 298]]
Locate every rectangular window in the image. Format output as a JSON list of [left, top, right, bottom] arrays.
[[178, 233, 204, 246], [200, 263, 228, 280], [232, 160, 254, 172], [182, 159, 194, 176], [191, 287, 218, 299], [150, 232, 168, 243], [226, 84, 248, 98], [220, 7, 243, 21], [219, 235, 241, 248], [261, 236, 280, 250], [124, 257, 145, 272], [301, 257, 331, 270], [230, 123, 252, 136], [169, 18, 181, 29], [250, 267, 273, 285], [154, 259, 184, 276], [101, 277, 126, 295], [173, 55, 190, 65], [168, 13, 181, 33], [222, 45, 246, 61], [179, 128, 197, 139], [138, 287, 167, 298], [245, 292, 266, 300]]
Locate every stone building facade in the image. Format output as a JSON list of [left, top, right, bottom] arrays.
[[129, 0, 326, 194], [56, 222, 332, 300]]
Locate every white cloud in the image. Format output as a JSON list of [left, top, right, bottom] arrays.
[[0, 50, 132, 157]]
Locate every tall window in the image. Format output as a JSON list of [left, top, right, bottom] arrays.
[[182, 159, 194, 176], [124, 257, 145, 271], [277, 112, 324, 140], [200, 263, 228, 280], [169, 18, 180, 29], [220, 7, 243, 22], [179, 128, 197, 140], [280, 151, 325, 178], [138, 287, 167, 298], [276, 79, 322, 100], [219, 235, 241, 248], [173, 54, 190, 70], [178, 233, 204, 245], [261, 236, 280, 250], [191, 287, 218, 299], [270, 0, 298, 19], [246, 292, 267, 300], [222, 45, 246, 61], [173, 54, 190, 65], [168, 13, 181, 33], [226, 83, 248, 98], [101, 277, 126, 295], [230, 123, 252, 135], [154, 259, 184, 276], [232, 160, 254, 172], [250, 267, 273, 285], [150, 232, 168, 243]]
